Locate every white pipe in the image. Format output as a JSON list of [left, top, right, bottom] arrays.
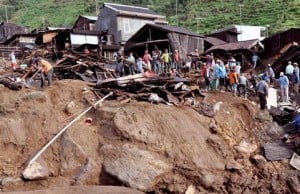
[[27, 92, 113, 165]]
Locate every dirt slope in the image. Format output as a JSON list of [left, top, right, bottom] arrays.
[[0, 80, 296, 193]]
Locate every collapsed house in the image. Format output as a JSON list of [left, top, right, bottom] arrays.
[[262, 28, 300, 75], [124, 23, 204, 61], [204, 39, 264, 69]]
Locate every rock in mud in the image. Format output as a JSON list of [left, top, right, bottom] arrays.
[[22, 160, 49, 180], [234, 140, 257, 155], [60, 134, 87, 173], [185, 185, 196, 194], [1, 177, 23, 191], [251, 154, 267, 167], [226, 160, 244, 171], [64, 101, 76, 115], [101, 144, 172, 191], [200, 174, 215, 189], [75, 158, 98, 185]]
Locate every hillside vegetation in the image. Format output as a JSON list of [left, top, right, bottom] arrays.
[[1, 0, 300, 35]]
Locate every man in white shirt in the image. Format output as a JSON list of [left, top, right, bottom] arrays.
[[285, 61, 294, 81]]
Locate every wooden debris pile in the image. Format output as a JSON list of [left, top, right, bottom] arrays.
[[53, 50, 116, 82], [91, 71, 217, 117]]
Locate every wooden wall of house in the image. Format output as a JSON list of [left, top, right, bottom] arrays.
[[262, 28, 300, 59], [74, 17, 95, 31], [167, 32, 203, 61], [96, 7, 118, 44]]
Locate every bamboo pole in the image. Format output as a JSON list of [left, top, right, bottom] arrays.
[[27, 92, 113, 165]]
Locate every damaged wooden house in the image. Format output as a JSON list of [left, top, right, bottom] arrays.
[[204, 39, 264, 69], [262, 28, 300, 75], [96, 2, 167, 59], [124, 23, 204, 61]]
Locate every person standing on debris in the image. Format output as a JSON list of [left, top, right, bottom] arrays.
[[152, 50, 161, 74], [33, 56, 53, 88], [161, 49, 170, 73], [173, 50, 181, 72], [228, 56, 236, 71], [235, 62, 241, 77], [202, 63, 210, 91], [143, 50, 152, 71], [251, 53, 260, 69], [278, 72, 289, 102], [9, 51, 17, 72], [229, 68, 238, 96], [127, 52, 135, 75], [238, 73, 248, 99], [229, 69, 238, 96], [256, 78, 269, 110], [267, 64, 275, 84], [248, 71, 257, 88], [216, 60, 227, 92], [285, 61, 294, 81], [294, 62, 300, 84], [292, 70, 299, 94], [116, 53, 124, 77], [136, 57, 144, 73], [190, 49, 199, 70]]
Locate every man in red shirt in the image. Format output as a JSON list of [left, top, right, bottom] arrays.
[[173, 50, 181, 72]]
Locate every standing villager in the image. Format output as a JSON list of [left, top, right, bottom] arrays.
[[294, 62, 300, 84], [143, 50, 152, 71], [285, 61, 294, 81], [267, 64, 275, 84], [256, 78, 269, 110], [228, 56, 236, 71], [229, 69, 238, 96], [251, 53, 260, 69], [202, 63, 211, 91], [173, 50, 181, 72], [235, 62, 241, 77], [161, 49, 170, 73], [216, 60, 227, 92], [292, 70, 299, 94], [116, 53, 124, 77], [127, 52, 135, 75], [190, 49, 199, 70], [238, 73, 248, 99], [136, 57, 144, 73], [278, 72, 290, 102], [9, 51, 17, 73]]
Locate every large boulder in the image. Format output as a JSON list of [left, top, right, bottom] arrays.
[[100, 144, 172, 191], [22, 159, 49, 180]]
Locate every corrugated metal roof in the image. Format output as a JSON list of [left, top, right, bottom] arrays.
[[149, 24, 203, 37], [104, 3, 159, 16], [81, 15, 98, 21]]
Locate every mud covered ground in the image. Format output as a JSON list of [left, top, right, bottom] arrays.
[[0, 80, 299, 193]]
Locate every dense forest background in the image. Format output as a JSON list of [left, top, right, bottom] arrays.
[[1, 0, 300, 35]]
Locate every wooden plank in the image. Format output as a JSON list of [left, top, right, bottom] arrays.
[[264, 142, 295, 161]]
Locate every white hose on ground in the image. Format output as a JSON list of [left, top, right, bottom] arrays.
[[27, 92, 113, 166]]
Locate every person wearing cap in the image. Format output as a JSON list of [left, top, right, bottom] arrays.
[[267, 64, 275, 83], [285, 61, 294, 81], [278, 72, 289, 102], [256, 78, 269, 110]]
